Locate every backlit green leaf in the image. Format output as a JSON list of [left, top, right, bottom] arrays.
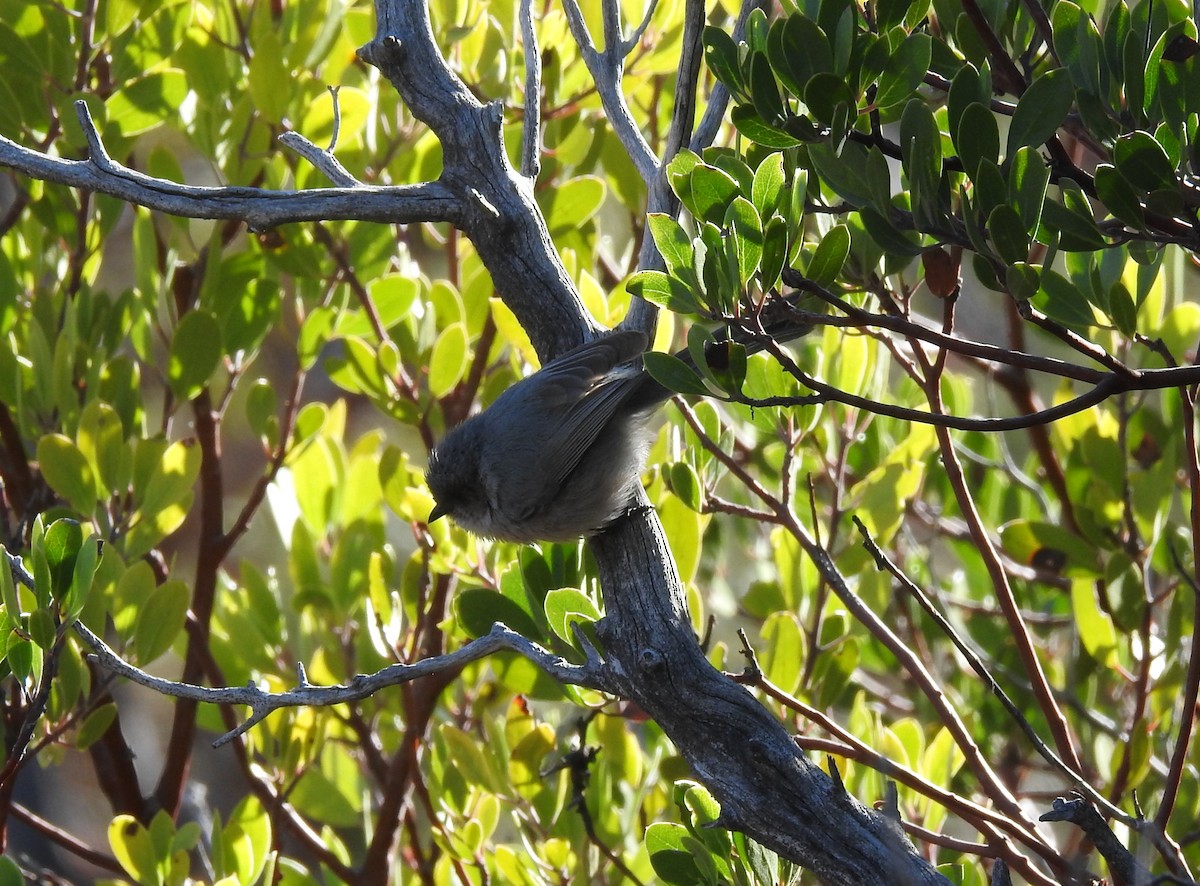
[[168, 310, 222, 401]]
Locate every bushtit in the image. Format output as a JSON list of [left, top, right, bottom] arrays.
[[425, 330, 663, 543]]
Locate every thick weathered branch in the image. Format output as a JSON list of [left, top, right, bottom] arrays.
[[361, 1, 596, 355]]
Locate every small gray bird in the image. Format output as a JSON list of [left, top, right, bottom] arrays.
[[425, 330, 661, 543]]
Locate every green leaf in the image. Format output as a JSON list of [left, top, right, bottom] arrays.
[[105, 70, 189, 136], [1005, 262, 1041, 301], [76, 702, 119, 750], [806, 224, 851, 287], [168, 310, 222, 401], [859, 207, 924, 256], [760, 612, 804, 694], [748, 52, 786, 125], [543, 176, 606, 234], [803, 71, 854, 126], [209, 277, 280, 355], [643, 351, 711, 396], [689, 165, 740, 224], [876, 32, 932, 109], [109, 815, 158, 885], [1113, 131, 1176, 193], [134, 579, 189, 664], [298, 305, 338, 370], [428, 322, 468, 398], [543, 587, 601, 645], [767, 15, 832, 97], [808, 141, 873, 207], [1006, 69, 1074, 154], [647, 214, 694, 277], [627, 270, 701, 315], [726, 197, 764, 283], [667, 463, 704, 512], [1040, 181, 1106, 251], [247, 31, 288, 124], [987, 204, 1030, 265], [1072, 578, 1118, 660], [223, 796, 271, 886], [77, 399, 129, 498], [729, 105, 808, 148], [37, 435, 97, 514], [43, 518, 84, 604], [454, 588, 542, 640], [947, 62, 991, 143], [1052, 1, 1102, 94], [759, 216, 789, 291], [899, 98, 942, 224], [1009, 146, 1050, 234], [1035, 268, 1097, 329], [0, 856, 22, 886], [751, 153, 786, 218], [703, 26, 745, 97], [1094, 163, 1145, 228], [705, 339, 748, 395], [646, 822, 706, 886]]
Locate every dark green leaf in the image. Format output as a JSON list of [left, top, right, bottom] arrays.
[[643, 351, 713, 397], [987, 204, 1030, 264], [704, 26, 744, 95], [1102, 1, 1130, 98], [730, 105, 808, 148], [954, 102, 999, 180], [749, 52, 786, 125], [859, 207, 924, 256], [767, 15, 832, 97], [760, 216, 789, 291], [1009, 146, 1050, 233], [1006, 263, 1042, 301], [803, 72, 854, 126], [808, 141, 874, 207], [705, 340, 748, 396], [899, 98, 942, 224], [1094, 163, 1145, 227], [875, 32, 932, 109], [1108, 280, 1138, 335], [1113, 131, 1176, 192], [1036, 268, 1097, 329], [1053, 1, 1102, 94], [41, 517, 82, 606], [1040, 185, 1106, 251], [454, 588, 542, 640], [1007, 69, 1074, 154], [947, 63, 990, 140], [806, 224, 851, 286]]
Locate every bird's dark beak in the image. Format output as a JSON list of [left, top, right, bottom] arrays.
[[428, 503, 448, 524]]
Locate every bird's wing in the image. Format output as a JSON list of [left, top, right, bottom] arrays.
[[538, 371, 643, 494], [530, 330, 647, 408]]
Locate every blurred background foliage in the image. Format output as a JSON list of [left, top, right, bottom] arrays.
[[1, 0, 1199, 883]]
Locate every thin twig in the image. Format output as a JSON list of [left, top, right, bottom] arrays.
[[73, 620, 611, 748], [519, 0, 541, 179], [853, 516, 1133, 825]]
